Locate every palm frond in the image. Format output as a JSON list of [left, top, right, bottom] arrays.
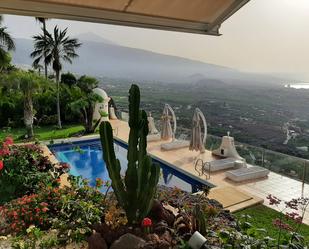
[[0, 27, 15, 51]]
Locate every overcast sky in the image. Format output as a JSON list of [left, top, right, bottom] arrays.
[[3, 0, 309, 80]]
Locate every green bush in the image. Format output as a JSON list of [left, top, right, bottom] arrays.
[[0, 137, 69, 203], [50, 176, 107, 243]]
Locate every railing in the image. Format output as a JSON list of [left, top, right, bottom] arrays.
[[118, 111, 309, 185], [206, 134, 309, 185]]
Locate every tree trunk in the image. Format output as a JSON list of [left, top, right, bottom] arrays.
[[43, 20, 48, 79], [24, 92, 34, 138], [56, 70, 62, 129]]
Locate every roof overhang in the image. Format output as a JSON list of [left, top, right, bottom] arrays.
[[0, 0, 250, 35]]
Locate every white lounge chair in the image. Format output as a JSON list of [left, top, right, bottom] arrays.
[[147, 133, 161, 142], [225, 166, 269, 182], [161, 139, 190, 151], [204, 158, 240, 172]]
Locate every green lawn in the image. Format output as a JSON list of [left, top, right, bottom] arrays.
[[0, 125, 86, 142], [235, 205, 309, 242]]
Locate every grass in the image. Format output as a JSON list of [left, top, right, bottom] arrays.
[[0, 124, 86, 142], [235, 205, 309, 242]]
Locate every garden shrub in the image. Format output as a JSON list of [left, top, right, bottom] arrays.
[[0, 176, 109, 244], [50, 176, 107, 243], [0, 194, 49, 234], [0, 137, 69, 203]]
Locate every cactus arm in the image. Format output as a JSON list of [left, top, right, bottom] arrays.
[[128, 84, 140, 128], [193, 204, 207, 236], [125, 84, 141, 223], [137, 156, 151, 198], [138, 159, 160, 220], [99, 121, 126, 207], [138, 110, 149, 158]]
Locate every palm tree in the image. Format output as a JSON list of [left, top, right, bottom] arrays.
[[31, 26, 81, 129], [0, 15, 15, 63], [70, 76, 103, 134], [35, 17, 49, 78]]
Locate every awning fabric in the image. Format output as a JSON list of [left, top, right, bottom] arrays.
[[0, 0, 249, 35]]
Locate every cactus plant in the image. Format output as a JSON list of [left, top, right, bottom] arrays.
[[192, 204, 207, 236], [99, 84, 160, 224]]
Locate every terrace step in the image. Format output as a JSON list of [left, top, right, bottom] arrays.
[[208, 186, 263, 213]]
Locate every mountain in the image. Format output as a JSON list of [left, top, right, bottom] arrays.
[[12, 33, 286, 84], [76, 32, 117, 45]]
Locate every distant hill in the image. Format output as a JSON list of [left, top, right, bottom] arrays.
[[12, 33, 286, 85]]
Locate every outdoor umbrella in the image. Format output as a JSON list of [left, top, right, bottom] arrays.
[[189, 108, 206, 153], [161, 104, 173, 140]]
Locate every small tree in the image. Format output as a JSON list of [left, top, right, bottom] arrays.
[[7, 71, 48, 138], [70, 75, 103, 134], [61, 72, 77, 87]]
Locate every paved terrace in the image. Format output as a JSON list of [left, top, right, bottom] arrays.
[[109, 120, 309, 224], [43, 119, 309, 224]]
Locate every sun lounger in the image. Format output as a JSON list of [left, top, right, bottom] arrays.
[[204, 158, 239, 172], [161, 140, 190, 151], [225, 166, 269, 182], [147, 133, 161, 142]]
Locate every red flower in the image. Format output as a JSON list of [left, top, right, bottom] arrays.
[[141, 217, 152, 227], [41, 207, 48, 213], [0, 147, 9, 156], [0, 161, 3, 171], [4, 137, 13, 146], [267, 194, 281, 206], [95, 178, 104, 188]]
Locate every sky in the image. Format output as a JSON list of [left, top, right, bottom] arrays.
[[2, 0, 309, 80]]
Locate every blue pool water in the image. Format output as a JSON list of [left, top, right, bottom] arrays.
[[50, 139, 209, 192]]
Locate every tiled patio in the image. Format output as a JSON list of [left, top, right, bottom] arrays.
[[109, 119, 309, 224]]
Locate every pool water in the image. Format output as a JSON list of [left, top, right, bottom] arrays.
[[50, 139, 205, 192]]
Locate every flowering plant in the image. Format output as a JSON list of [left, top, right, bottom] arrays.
[[0, 194, 49, 234], [0, 137, 69, 203], [266, 194, 309, 247]]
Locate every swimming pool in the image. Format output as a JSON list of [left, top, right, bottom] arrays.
[[49, 138, 212, 192]]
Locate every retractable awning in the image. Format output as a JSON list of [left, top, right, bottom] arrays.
[[0, 0, 249, 35]]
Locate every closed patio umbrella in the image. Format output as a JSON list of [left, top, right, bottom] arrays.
[[189, 108, 207, 153], [161, 104, 173, 140]]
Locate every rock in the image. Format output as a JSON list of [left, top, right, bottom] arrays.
[[93, 223, 128, 245], [149, 200, 175, 226], [110, 233, 146, 249], [153, 221, 169, 235], [157, 240, 170, 249], [160, 231, 172, 244], [88, 231, 108, 249], [174, 213, 191, 235], [145, 234, 160, 243], [163, 203, 178, 216], [143, 232, 174, 249], [65, 241, 88, 249]]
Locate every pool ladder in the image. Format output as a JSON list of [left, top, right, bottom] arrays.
[[113, 127, 119, 136], [194, 159, 211, 180]]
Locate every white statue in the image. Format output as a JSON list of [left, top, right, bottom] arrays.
[[93, 88, 110, 122]]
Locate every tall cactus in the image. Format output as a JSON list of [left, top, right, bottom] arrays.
[[99, 84, 160, 224]]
